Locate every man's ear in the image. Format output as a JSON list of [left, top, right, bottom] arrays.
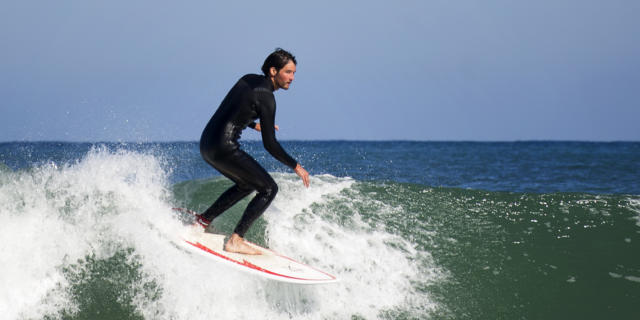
[[269, 67, 277, 77]]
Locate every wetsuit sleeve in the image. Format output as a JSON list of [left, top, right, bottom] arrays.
[[255, 91, 298, 169]]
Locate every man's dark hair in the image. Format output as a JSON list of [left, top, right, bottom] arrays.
[[261, 48, 297, 76]]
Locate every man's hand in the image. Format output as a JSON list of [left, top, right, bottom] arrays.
[[294, 163, 310, 188], [253, 123, 279, 132]]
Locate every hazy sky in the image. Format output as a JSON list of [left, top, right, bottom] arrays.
[[1, 0, 639, 141]]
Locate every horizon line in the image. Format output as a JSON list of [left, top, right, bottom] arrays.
[[1, 139, 639, 144]]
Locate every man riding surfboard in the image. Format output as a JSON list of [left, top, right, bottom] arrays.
[[195, 48, 309, 255]]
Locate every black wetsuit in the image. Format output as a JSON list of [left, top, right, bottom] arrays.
[[199, 74, 297, 237]]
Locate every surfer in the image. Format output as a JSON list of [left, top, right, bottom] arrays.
[[196, 48, 310, 255]]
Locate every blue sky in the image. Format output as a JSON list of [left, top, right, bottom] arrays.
[[1, 0, 639, 141]]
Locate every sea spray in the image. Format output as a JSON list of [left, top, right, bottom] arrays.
[[0, 147, 176, 319], [263, 174, 438, 318]]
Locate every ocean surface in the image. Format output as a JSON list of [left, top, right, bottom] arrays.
[[1, 141, 639, 319]]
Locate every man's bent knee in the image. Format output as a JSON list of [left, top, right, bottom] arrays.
[[262, 182, 278, 200]]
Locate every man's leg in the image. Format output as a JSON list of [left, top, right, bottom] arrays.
[[210, 150, 279, 254], [201, 184, 253, 222]]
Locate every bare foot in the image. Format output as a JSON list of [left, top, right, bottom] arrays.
[[224, 233, 262, 255]]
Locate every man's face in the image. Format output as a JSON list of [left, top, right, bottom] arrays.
[[272, 61, 296, 90]]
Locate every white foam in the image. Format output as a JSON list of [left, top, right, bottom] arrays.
[[263, 173, 438, 318], [0, 147, 180, 317], [0, 148, 438, 319]]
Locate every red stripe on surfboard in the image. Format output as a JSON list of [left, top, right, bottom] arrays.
[[184, 239, 336, 282]]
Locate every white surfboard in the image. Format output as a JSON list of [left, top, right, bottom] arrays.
[[174, 208, 338, 285]]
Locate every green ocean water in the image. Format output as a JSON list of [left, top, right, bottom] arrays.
[[1, 142, 639, 319]]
